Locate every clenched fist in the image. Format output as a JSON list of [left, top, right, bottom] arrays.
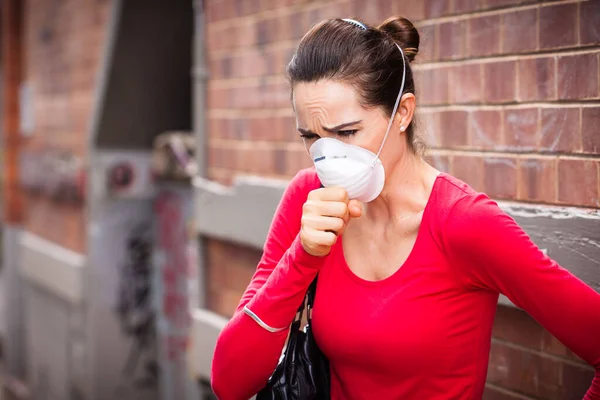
[[300, 187, 363, 257]]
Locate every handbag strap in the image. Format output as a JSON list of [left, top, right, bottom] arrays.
[[294, 274, 319, 323]]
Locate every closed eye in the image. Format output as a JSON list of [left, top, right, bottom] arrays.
[[299, 132, 320, 140], [337, 130, 357, 137]]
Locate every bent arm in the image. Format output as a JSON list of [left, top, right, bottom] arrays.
[[445, 193, 600, 399], [211, 169, 324, 400]]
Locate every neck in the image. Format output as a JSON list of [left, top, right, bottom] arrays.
[[364, 151, 436, 222]]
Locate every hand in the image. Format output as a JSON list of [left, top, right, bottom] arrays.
[[300, 187, 363, 257]]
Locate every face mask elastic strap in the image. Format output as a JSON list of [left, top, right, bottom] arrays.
[[373, 43, 406, 166]]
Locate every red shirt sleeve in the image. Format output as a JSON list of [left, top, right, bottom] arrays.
[[444, 192, 600, 399], [211, 168, 324, 400]]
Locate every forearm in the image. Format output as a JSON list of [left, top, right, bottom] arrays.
[[211, 235, 325, 399]]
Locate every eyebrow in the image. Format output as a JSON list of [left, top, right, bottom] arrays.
[[298, 120, 362, 135]]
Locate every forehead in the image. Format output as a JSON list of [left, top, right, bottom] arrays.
[[293, 80, 363, 122]]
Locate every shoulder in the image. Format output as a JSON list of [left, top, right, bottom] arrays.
[[281, 167, 321, 204], [290, 167, 321, 191], [434, 173, 515, 247], [272, 167, 320, 221]]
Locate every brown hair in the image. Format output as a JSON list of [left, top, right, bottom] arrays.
[[287, 16, 423, 154]]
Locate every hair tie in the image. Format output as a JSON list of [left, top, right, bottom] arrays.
[[342, 18, 367, 30]]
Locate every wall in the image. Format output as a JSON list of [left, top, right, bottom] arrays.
[[202, 0, 599, 399], [22, 0, 112, 252], [16, 1, 112, 398]]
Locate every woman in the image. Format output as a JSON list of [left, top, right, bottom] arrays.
[[211, 16, 600, 399]]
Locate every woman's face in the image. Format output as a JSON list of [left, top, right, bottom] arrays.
[[292, 80, 409, 167]]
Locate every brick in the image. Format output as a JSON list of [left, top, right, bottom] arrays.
[[468, 15, 501, 57], [240, 0, 262, 17], [487, 341, 562, 398], [557, 53, 600, 100], [503, 108, 539, 151], [247, 117, 273, 141], [419, 111, 441, 147], [483, 61, 517, 103], [288, 10, 309, 41], [275, 14, 295, 43], [449, 63, 482, 104], [209, 288, 244, 317], [418, 67, 450, 105], [257, 17, 278, 47], [424, 0, 451, 18], [438, 21, 467, 60], [482, 386, 526, 400], [275, 115, 297, 142], [582, 107, 600, 154], [255, 146, 277, 175], [320, 2, 352, 21], [209, 56, 233, 79], [492, 305, 544, 350], [581, 0, 600, 45], [438, 110, 469, 147], [206, 1, 224, 23], [234, 50, 268, 78], [274, 148, 287, 175], [540, 108, 581, 153], [208, 240, 261, 293], [561, 362, 596, 399], [539, 2, 578, 50], [285, 145, 312, 176], [267, 45, 296, 76], [470, 110, 503, 149], [231, 84, 264, 109], [518, 57, 556, 101], [452, 155, 484, 192], [212, 118, 233, 140], [484, 157, 517, 199], [392, 0, 425, 21], [557, 159, 599, 207], [418, 24, 437, 63], [234, 22, 257, 48], [347, 0, 386, 24], [502, 8, 537, 54], [485, 0, 522, 9], [425, 152, 451, 173], [518, 158, 556, 203], [262, 79, 291, 109], [454, 0, 482, 14], [207, 86, 230, 109]]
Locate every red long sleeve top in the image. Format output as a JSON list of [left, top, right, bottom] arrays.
[[211, 168, 600, 400]]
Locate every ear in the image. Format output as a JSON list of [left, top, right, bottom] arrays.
[[394, 93, 416, 131]]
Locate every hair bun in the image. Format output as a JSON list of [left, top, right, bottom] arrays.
[[377, 16, 419, 62]]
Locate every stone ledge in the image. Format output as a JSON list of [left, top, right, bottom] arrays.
[[194, 176, 600, 307], [19, 232, 86, 304]]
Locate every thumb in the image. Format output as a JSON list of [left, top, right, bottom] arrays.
[[348, 200, 363, 218]]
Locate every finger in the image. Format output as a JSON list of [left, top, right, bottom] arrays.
[[348, 200, 363, 218], [308, 187, 349, 203], [303, 227, 337, 247], [304, 200, 348, 219], [302, 214, 345, 233]]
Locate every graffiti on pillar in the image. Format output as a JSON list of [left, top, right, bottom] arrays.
[[154, 189, 198, 399], [155, 191, 196, 361], [115, 222, 158, 389]]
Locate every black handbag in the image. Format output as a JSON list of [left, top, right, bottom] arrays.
[[256, 276, 331, 400]]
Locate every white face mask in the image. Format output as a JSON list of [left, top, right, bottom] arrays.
[[308, 40, 407, 203]]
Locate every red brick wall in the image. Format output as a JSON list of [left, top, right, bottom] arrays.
[[21, 0, 112, 252], [204, 0, 599, 398]]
